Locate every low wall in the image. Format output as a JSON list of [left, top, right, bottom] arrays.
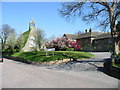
[[103, 58, 120, 79]]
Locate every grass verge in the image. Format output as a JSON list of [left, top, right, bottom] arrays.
[[112, 63, 120, 69], [12, 51, 94, 62], [112, 53, 120, 69]]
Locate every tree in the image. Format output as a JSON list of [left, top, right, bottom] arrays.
[[7, 30, 17, 53], [116, 21, 120, 53], [68, 40, 81, 50], [16, 32, 25, 52], [46, 37, 69, 51], [59, 1, 120, 55], [35, 28, 45, 51], [0, 24, 15, 50]]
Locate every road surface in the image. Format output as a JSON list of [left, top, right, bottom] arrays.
[[0, 63, 2, 89], [1, 52, 119, 88]]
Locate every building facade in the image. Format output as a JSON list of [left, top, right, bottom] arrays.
[[93, 33, 112, 51], [21, 19, 37, 52], [63, 28, 112, 51]]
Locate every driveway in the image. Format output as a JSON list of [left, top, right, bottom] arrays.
[[90, 52, 111, 59], [44, 52, 111, 71], [2, 52, 119, 88]]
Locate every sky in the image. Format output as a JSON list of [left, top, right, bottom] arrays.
[[2, 2, 102, 39]]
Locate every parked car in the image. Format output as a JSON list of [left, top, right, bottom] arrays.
[[0, 55, 3, 62]]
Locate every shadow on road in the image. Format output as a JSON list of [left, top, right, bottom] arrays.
[[73, 59, 120, 80], [97, 66, 120, 80], [75, 60, 104, 63]]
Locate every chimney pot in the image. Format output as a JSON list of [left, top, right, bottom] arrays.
[[85, 29, 87, 33], [89, 28, 92, 33]]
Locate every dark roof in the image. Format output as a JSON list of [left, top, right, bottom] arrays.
[[77, 32, 103, 39], [64, 32, 111, 40], [63, 34, 79, 40], [95, 32, 111, 40]]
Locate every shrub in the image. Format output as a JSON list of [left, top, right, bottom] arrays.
[[117, 53, 120, 59], [66, 48, 74, 51], [68, 40, 80, 50]]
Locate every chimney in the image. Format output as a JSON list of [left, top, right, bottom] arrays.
[[89, 28, 92, 33], [85, 29, 87, 33]]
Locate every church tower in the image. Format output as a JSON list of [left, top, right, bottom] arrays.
[[29, 19, 36, 37], [21, 19, 37, 52], [29, 19, 35, 30]]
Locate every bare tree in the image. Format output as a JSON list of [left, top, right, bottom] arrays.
[[0, 24, 15, 50], [35, 28, 45, 51], [59, 0, 120, 55]]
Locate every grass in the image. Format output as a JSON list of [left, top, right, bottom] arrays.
[[12, 51, 94, 62], [112, 63, 120, 68], [112, 53, 120, 69]]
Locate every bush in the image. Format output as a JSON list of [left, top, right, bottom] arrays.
[[2, 49, 14, 56], [117, 53, 120, 59], [66, 48, 74, 51], [111, 53, 120, 69], [114, 53, 120, 64]]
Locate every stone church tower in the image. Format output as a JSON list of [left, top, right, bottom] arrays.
[[21, 19, 37, 52]]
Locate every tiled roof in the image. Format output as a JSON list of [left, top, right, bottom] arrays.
[[64, 32, 111, 40], [95, 32, 111, 40], [63, 34, 79, 40], [77, 32, 103, 39]]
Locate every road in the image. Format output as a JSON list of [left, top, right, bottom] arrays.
[[90, 52, 111, 60], [0, 63, 2, 89], [1, 52, 119, 88]]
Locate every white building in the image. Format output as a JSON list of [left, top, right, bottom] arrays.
[[21, 19, 40, 52]]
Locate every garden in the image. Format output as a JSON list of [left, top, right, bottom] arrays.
[[1, 26, 93, 64]]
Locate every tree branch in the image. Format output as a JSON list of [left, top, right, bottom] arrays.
[[82, 8, 107, 22], [115, 11, 120, 20], [93, 1, 111, 13]]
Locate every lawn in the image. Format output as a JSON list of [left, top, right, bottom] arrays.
[[12, 51, 94, 62]]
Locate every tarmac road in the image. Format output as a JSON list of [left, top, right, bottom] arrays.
[[0, 63, 2, 89], [1, 52, 119, 88]]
